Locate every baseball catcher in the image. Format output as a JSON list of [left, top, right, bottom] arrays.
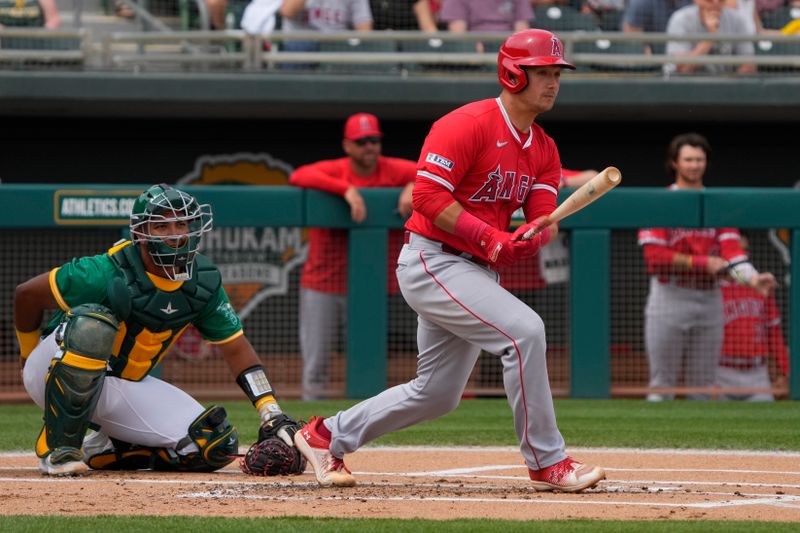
[[15, 183, 300, 476]]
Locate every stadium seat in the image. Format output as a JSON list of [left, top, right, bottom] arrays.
[[755, 38, 800, 73], [532, 5, 601, 32], [596, 9, 624, 32], [318, 39, 398, 74], [575, 38, 659, 73], [761, 6, 800, 31], [399, 38, 481, 73]]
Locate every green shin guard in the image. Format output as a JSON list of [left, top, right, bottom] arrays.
[[37, 304, 119, 458]]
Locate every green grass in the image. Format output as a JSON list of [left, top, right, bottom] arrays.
[[4, 398, 800, 451], [2, 517, 800, 533]]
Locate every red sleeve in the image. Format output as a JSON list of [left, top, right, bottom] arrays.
[[766, 296, 790, 376], [416, 112, 480, 191], [717, 228, 748, 263], [640, 244, 708, 274], [412, 177, 456, 221], [522, 134, 561, 222], [289, 160, 349, 196]]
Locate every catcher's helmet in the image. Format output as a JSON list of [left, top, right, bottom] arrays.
[[497, 29, 575, 94], [129, 184, 213, 281]]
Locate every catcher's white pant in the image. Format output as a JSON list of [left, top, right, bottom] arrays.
[[23, 331, 205, 452], [327, 233, 567, 470]]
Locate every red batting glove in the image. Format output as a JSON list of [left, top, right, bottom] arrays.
[[512, 218, 553, 241], [511, 226, 551, 259], [479, 226, 516, 267]]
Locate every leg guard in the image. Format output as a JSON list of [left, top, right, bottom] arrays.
[[36, 304, 119, 459], [85, 405, 239, 473]]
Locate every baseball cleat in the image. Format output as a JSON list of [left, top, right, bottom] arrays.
[[528, 457, 605, 492], [294, 416, 355, 487], [39, 447, 89, 476]]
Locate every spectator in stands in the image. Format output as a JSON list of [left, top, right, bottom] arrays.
[[440, 0, 532, 52], [724, 0, 765, 34], [717, 235, 788, 401], [288, 113, 416, 400], [0, 0, 60, 29], [579, 0, 626, 30], [371, 0, 438, 31], [623, 0, 691, 53], [279, 0, 373, 53], [665, 0, 757, 75]]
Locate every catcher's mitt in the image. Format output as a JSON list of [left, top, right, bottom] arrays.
[[240, 438, 307, 476], [258, 413, 301, 445]]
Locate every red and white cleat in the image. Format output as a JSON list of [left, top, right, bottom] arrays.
[[294, 416, 355, 487], [528, 457, 605, 492]]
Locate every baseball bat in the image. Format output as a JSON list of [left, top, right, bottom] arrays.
[[521, 166, 622, 240]]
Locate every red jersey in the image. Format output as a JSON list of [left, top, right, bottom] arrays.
[[406, 97, 562, 261], [721, 281, 789, 375], [290, 155, 417, 294], [638, 186, 747, 289]]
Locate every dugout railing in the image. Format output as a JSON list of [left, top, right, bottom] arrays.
[[0, 185, 797, 401]]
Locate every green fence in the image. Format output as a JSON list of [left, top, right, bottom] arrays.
[[1, 185, 797, 399]]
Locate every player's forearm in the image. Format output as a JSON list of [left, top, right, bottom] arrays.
[[289, 167, 349, 196], [14, 272, 56, 332], [279, 0, 305, 18]]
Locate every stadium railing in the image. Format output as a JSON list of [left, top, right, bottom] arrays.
[[1, 29, 799, 74]]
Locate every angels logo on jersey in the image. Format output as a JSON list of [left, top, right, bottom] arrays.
[[469, 164, 533, 203]]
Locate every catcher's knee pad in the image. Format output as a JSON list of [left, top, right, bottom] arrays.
[[37, 304, 120, 458], [174, 405, 239, 472], [86, 406, 238, 472]]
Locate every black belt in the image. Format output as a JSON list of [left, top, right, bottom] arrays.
[[404, 231, 490, 267]]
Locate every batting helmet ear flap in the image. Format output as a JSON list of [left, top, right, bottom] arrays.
[[498, 57, 528, 94]]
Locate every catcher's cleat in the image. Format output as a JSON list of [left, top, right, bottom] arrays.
[[528, 457, 605, 492], [39, 447, 89, 476], [293, 416, 355, 487]]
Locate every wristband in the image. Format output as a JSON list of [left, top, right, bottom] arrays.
[[236, 365, 281, 417], [453, 210, 488, 243], [16, 329, 41, 360]]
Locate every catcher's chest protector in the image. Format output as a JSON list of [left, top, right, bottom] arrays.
[[107, 245, 221, 380]]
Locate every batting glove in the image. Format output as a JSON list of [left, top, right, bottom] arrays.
[[479, 226, 516, 267]]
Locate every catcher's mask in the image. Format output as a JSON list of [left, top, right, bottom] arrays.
[[129, 184, 213, 281], [497, 29, 575, 94]]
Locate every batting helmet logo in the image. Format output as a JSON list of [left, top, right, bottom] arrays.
[[497, 29, 576, 94]]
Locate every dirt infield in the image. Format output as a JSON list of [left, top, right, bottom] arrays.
[[2, 447, 799, 521]]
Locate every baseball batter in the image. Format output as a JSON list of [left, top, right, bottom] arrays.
[[294, 29, 606, 492], [15, 184, 300, 475], [289, 112, 417, 400], [638, 133, 777, 401]]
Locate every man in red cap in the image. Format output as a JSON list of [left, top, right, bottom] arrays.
[[289, 112, 417, 400]]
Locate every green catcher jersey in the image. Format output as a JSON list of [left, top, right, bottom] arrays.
[[43, 240, 243, 381]]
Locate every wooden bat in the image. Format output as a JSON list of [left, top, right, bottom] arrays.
[[521, 167, 622, 240]]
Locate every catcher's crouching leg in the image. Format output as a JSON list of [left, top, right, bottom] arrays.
[[85, 405, 239, 472], [37, 304, 119, 476]]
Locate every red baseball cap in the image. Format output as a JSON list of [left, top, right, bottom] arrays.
[[344, 112, 383, 140]]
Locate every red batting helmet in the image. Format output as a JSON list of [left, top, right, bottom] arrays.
[[497, 29, 575, 94]]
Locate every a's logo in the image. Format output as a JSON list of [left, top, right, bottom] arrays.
[[170, 152, 309, 361], [426, 152, 455, 171], [496, 140, 509, 148], [551, 37, 563, 58], [160, 302, 179, 315]]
